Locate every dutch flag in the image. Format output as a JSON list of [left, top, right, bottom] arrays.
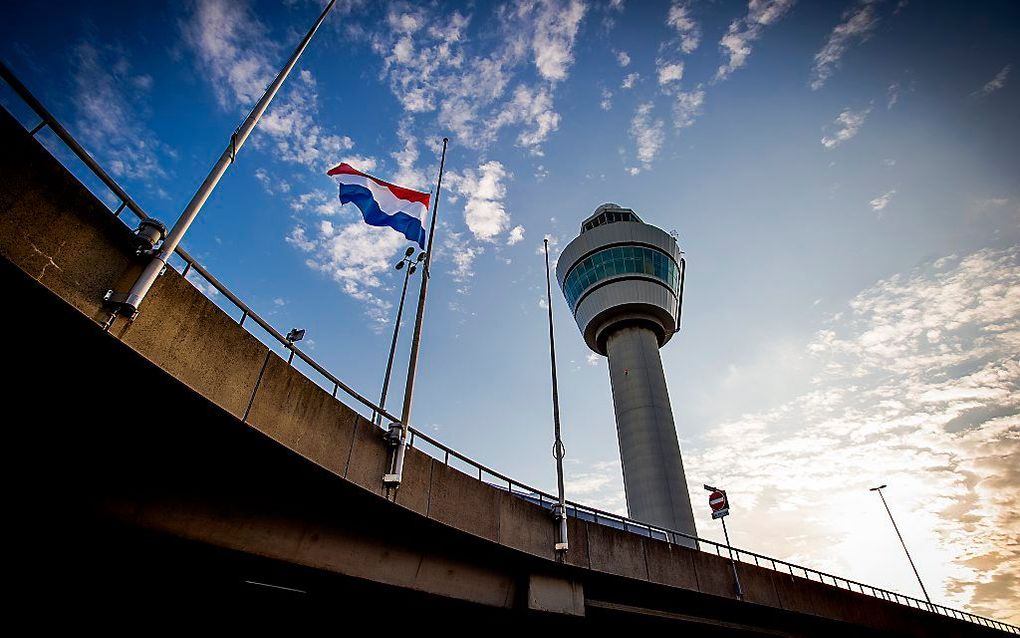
[[327, 163, 431, 248]]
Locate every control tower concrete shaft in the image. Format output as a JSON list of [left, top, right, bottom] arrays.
[[556, 204, 696, 545]]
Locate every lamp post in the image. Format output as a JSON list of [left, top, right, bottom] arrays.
[[375, 247, 424, 427], [870, 484, 932, 606]]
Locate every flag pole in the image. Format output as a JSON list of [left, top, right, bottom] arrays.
[[545, 238, 569, 554], [109, 0, 338, 319], [384, 137, 449, 487]]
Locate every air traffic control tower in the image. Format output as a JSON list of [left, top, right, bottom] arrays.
[[557, 204, 697, 545]]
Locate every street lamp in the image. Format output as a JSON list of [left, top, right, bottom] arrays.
[[284, 328, 305, 364], [375, 247, 423, 426], [869, 484, 932, 606]]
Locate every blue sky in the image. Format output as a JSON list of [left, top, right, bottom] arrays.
[[2, 0, 1018, 622]]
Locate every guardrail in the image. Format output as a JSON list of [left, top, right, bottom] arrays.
[[2, 61, 1016, 635], [0, 61, 400, 426]]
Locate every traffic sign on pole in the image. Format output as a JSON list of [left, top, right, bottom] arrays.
[[709, 489, 729, 519], [704, 483, 742, 598]]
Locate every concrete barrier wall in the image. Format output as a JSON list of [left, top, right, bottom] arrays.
[[1, 108, 1006, 636]]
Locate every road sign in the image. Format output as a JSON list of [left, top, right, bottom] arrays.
[[709, 489, 729, 519]]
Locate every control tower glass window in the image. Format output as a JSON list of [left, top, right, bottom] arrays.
[[563, 245, 678, 310], [581, 210, 636, 233]]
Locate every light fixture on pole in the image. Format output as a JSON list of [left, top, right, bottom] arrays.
[[376, 246, 421, 427], [285, 328, 305, 364], [870, 484, 932, 606], [383, 137, 449, 488]]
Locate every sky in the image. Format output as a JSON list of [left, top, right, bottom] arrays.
[[2, 0, 1018, 624]]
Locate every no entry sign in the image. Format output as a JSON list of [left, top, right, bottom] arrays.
[[709, 490, 729, 519]]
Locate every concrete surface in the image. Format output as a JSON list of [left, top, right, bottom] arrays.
[[606, 325, 698, 542], [1, 105, 1012, 635]]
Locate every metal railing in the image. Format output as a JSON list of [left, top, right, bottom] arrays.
[[0, 61, 400, 426], [1, 62, 1016, 635], [404, 428, 1017, 633]]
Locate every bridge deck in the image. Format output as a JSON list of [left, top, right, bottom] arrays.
[[0, 102, 1011, 635]]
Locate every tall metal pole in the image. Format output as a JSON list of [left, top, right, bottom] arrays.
[[385, 138, 449, 487], [114, 0, 338, 317], [375, 255, 415, 427], [871, 485, 932, 605], [720, 516, 744, 599], [544, 238, 568, 553]]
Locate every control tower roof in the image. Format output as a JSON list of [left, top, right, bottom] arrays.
[[580, 203, 643, 234]]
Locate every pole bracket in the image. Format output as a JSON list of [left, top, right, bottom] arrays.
[[384, 422, 403, 448]]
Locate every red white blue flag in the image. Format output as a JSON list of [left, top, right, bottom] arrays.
[[326, 163, 430, 248]]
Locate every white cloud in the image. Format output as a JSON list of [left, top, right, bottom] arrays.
[[715, 0, 796, 82], [887, 81, 901, 109], [600, 87, 613, 111], [338, 154, 379, 174], [654, 1, 699, 103], [391, 119, 430, 190], [630, 102, 664, 171], [185, 268, 221, 298], [621, 72, 639, 89], [530, 0, 588, 82], [370, 1, 585, 154], [449, 239, 483, 286], [870, 189, 896, 213], [615, 50, 631, 67], [972, 64, 1011, 99], [285, 226, 316, 252], [657, 61, 685, 85], [685, 246, 1020, 624], [286, 219, 407, 327], [180, 0, 274, 109], [373, 7, 468, 114], [821, 106, 871, 149], [258, 76, 356, 170], [666, 0, 701, 53], [507, 225, 525, 246], [447, 161, 512, 242], [673, 87, 705, 129], [565, 460, 626, 514], [181, 0, 364, 172], [586, 353, 600, 366], [254, 168, 291, 195], [491, 84, 562, 153], [289, 188, 352, 217], [539, 233, 562, 258], [810, 0, 882, 91], [70, 42, 172, 187]]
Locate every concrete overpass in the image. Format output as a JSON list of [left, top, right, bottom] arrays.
[[1, 77, 1015, 634]]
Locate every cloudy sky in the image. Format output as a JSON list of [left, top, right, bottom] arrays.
[[2, 0, 1017, 624]]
